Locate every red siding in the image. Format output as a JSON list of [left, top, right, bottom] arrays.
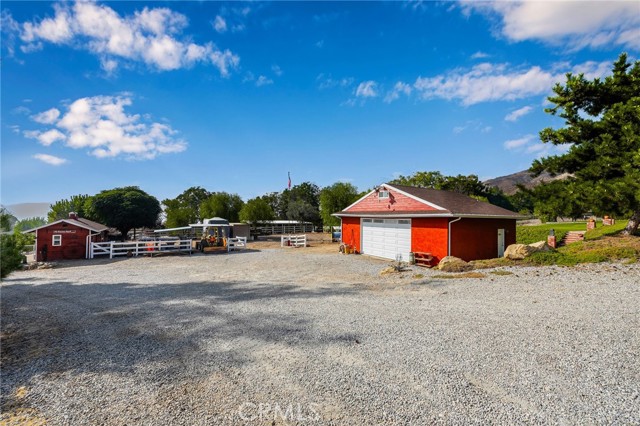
[[450, 218, 516, 262], [411, 218, 449, 264], [341, 217, 361, 253], [346, 188, 438, 213], [34, 223, 102, 261]]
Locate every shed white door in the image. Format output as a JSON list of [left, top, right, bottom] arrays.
[[361, 219, 411, 261]]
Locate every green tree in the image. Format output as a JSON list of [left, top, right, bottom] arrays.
[[1, 234, 24, 279], [273, 189, 291, 219], [1, 207, 31, 278], [529, 180, 585, 222], [14, 217, 47, 231], [162, 186, 211, 228], [286, 199, 320, 225], [290, 182, 320, 209], [239, 198, 275, 235], [259, 192, 280, 217], [0, 207, 17, 231], [532, 53, 640, 235], [48, 194, 94, 222], [508, 186, 535, 215], [200, 192, 245, 222], [390, 171, 446, 188], [319, 182, 360, 227], [288, 182, 321, 225], [89, 186, 161, 240]]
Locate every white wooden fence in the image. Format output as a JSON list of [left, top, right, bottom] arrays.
[[281, 234, 307, 248], [90, 240, 193, 259], [227, 237, 247, 252], [255, 223, 314, 235]]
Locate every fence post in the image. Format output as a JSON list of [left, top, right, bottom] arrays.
[[110, 241, 114, 259]]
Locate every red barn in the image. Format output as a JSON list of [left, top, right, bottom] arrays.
[[333, 184, 523, 265], [25, 213, 109, 261]]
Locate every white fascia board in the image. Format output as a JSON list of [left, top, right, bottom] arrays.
[[383, 184, 447, 211]]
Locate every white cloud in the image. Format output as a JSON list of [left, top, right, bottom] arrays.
[[505, 105, 533, 122], [355, 81, 378, 98], [13, 1, 239, 75], [504, 135, 535, 150], [317, 74, 353, 90], [462, 1, 640, 51], [31, 108, 61, 124], [33, 153, 67, 166], [414, 62, 557, 105], [213, 15, 227, 33], [452, 120, 492, 135], [271, 64, 282, 76], [256, 75, 273, 87], [384, 81, 412, 103], [412, 60, 612, 106], [26, 95, 186, 160], [471, 51, 489, 59], [12, 106, 31, 115], [502, 134, 571, 159]]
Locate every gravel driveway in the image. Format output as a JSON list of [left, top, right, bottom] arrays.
[[2, 245, 639, 425]]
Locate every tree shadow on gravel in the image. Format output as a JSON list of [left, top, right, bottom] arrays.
[[1, 277, 362, 400]]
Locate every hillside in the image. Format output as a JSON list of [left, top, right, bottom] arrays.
[[484, 170, 571, 195]]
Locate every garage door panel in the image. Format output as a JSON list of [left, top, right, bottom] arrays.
[[362, 219, 411, 261]]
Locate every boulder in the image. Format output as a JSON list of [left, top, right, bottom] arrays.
[[504, 244, 535, 260], [528, 241, 553, 252], [437, 256, 472, 272]]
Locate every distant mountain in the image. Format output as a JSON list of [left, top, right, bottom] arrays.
[[5, 202, 50, 220], [484, 170, 571, 195]]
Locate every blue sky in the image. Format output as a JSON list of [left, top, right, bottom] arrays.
[[2, 1, 638, 215]]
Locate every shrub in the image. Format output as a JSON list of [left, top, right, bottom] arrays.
[[1, 234, 24, 279]]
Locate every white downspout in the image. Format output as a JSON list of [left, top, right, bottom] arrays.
[[448, 217, 462, 257]]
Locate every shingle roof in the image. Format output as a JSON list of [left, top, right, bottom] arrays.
[[335, 183, 524, 218], [389, 184, 523, 217], [23, 217, 109, 233], [68, 218, 109, 232]]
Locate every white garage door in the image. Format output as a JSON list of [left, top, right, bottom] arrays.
[[361, 218, 411, 261]]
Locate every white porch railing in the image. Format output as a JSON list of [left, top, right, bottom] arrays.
[[227, 237, 247, 252], [90, 240, 193, 259], [281, 234, 307, 248]]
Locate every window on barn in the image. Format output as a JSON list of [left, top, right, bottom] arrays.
[[52, 235, 62, 246], [378, 190, 389, 199]]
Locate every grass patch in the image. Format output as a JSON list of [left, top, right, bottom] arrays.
[[525, 235, 639, 266], [584, 221, 628, 240], [433, 272, 486, 279], [413, 273, 425, 279], [517, 222, 589, 245], [489, 269, 514, 276]]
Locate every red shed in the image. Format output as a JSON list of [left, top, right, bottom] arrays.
[[25, 213, 109, 261], [333, 184, 523, 265]]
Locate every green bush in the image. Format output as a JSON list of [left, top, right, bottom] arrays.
[[1, 234, 24, 279]]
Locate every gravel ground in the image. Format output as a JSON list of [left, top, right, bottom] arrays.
[[1, 245, 639, 425]]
